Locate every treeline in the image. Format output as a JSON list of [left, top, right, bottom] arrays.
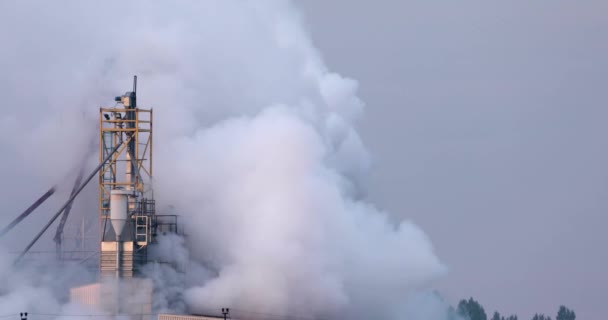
[[451, 297, 576, 320]]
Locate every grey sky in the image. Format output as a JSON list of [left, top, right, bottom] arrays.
[[0, 1, 604, 319], [299, 1, 607, 319]]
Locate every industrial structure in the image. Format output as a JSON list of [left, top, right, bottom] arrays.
[[98, 77, 176, 278], [1, 77, 205, 319]]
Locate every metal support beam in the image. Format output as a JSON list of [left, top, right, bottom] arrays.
[[54, 165, 86, 258], [0, 187, 56, 238], [15, 141, 124, 264]]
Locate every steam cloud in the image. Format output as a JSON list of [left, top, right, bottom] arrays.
[[0, 1, 448, 319]]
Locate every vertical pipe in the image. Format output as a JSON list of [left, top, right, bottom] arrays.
[[99, 108, 106, 247], [135, 109, 139, 192], [116, 238, 121, 278], [99, 108, 103, 214], [126, 152, 132, 191], [150, 109, 153, 178]]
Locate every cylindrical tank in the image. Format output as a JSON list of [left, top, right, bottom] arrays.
[[110, 189, 129, 239]]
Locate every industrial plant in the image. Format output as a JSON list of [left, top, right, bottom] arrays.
[[2, 77, 214, 320]]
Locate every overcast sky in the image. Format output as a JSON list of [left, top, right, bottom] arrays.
[[0, 1, 605, 319], [298, 1, 607, 319]]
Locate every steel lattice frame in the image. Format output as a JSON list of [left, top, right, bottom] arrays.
[[98, 107, 153, 237]]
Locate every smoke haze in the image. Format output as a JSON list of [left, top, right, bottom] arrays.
[[0, 1, 449, 319]]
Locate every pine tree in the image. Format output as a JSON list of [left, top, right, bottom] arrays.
[[556, 306, 575, 320], [532, 313, 551, 320], [457, 298, 487, 320]]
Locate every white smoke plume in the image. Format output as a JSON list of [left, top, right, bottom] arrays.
[[0, 1, 448, 319], [0, 246, 100, 318]]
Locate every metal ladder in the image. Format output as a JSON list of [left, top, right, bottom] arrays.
[[135, 215, 148, 244]]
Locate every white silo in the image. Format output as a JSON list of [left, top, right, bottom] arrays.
[[110, 189, 129, 240], [110, 189, 130, 279]]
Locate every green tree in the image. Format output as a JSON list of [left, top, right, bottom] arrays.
[[457, 298, 487, 320], [505, 315, 518, 320], [532, 313, 551, 320], [491, 312, 501, 320], [556, 306, 575, 320]]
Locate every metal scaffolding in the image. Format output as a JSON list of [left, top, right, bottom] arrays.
[[98, 107, 153, 219], [98, 77, 178, 278]]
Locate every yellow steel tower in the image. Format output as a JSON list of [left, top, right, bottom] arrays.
[[98, 76, 155, 278]]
